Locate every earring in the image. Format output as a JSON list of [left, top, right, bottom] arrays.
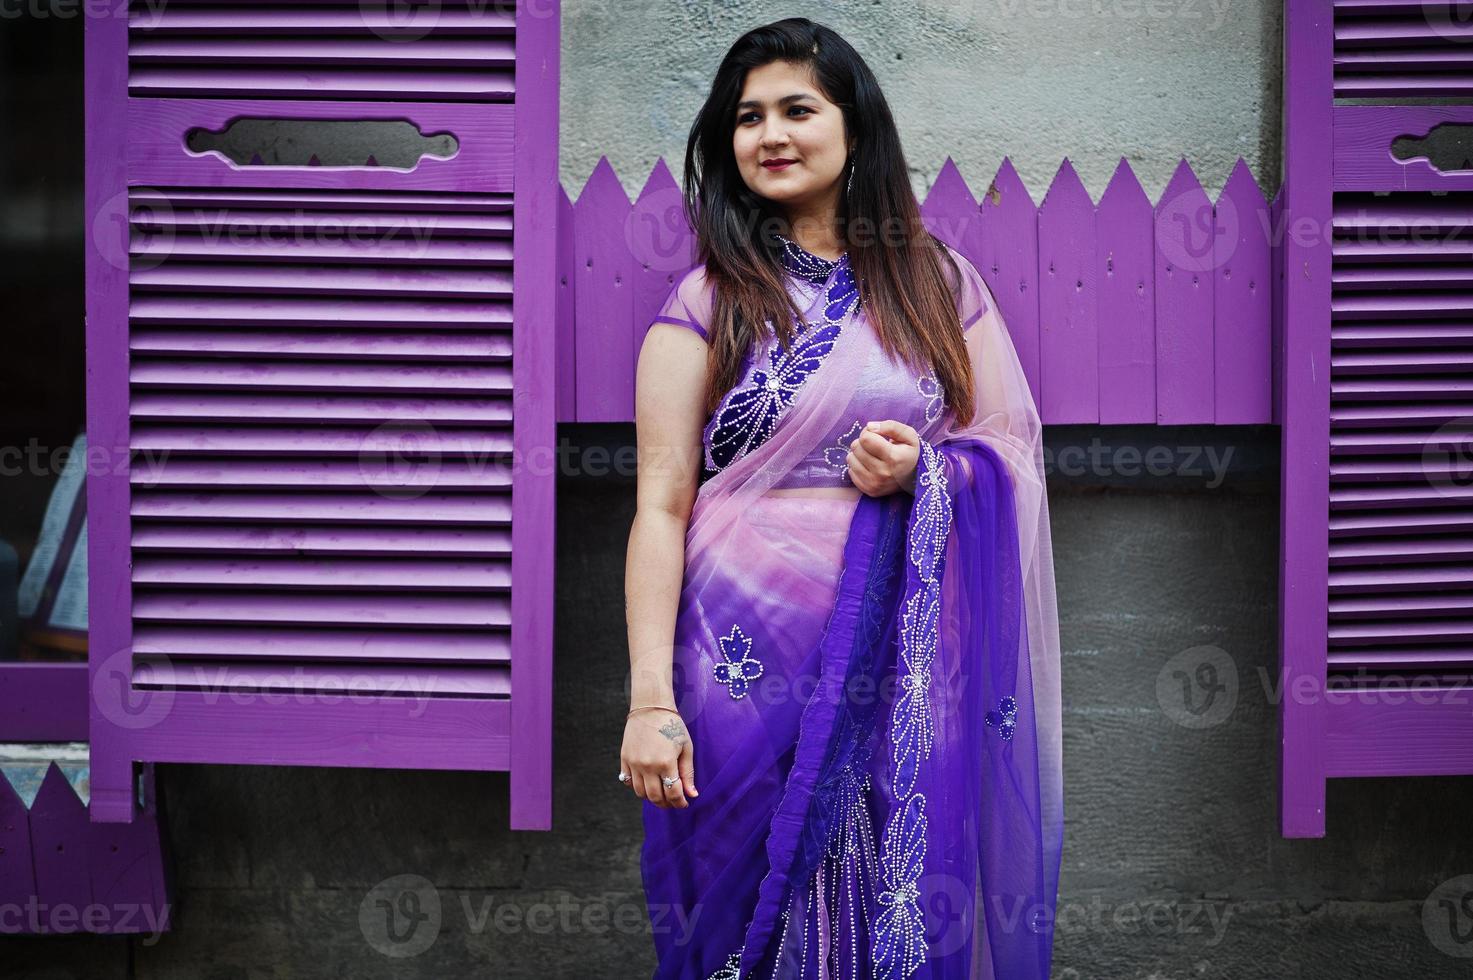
[[846, 158, 855, 198]]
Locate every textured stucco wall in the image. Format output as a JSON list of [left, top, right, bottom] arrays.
[[562, 0, 1284, 205]]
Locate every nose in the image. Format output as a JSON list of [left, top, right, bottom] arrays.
[[760, 120, 790, 152]]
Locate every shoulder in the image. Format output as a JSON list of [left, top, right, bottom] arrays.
[[652, 263, 715, 343]]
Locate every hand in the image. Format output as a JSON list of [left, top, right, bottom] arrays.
[[620, 708, 698, 809], [847, 420, 921, 496]]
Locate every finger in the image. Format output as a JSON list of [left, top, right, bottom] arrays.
[[847, 450, 880, 494], [682, 765, 698, 800], [680, 741, 698, 798], [660, 771, 688, 809], [633, 770, 659, 806], [859, 429, 901, 463], [867, 419, 918, 445]]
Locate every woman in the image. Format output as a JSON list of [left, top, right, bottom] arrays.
[[621, 18, 1062, 980]]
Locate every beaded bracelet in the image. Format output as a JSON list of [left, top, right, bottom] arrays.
[[627, 704, 680, 718]]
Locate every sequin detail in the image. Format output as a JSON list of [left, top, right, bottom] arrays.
[[917, 369, 945, 425], [771, 231, 843, 285], [986, 694, 1019, 741], [706, 951, 742, 979], [713, 623, 764, 699], [702, 256, 860, 475], [872, 437, 951, 978], [823, 420, 865, 484]]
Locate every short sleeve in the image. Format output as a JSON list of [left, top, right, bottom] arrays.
[[941, 244, 993, 334], [651, 264, 714, 343]]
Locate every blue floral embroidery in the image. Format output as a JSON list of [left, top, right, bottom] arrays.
[[917, 369, 944, 425], [823, 420, 864, 483], [702, 253, 860, 476], [713, 623, 764, 699], [771, 231, 839, 285], [986, 694, 1019, 741], [873, 438, 951, 978], [874, 794, 929, 978]]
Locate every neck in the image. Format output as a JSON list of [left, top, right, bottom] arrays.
[[781, 202, 844, 262]]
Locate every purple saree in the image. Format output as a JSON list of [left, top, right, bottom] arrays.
[[641, 234, 1063, 980]]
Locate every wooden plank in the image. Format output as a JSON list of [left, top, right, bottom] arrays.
[[0, 663, 88, 741], [631, 158, 696, 375], [1097, 158, 1157, 424], [1333, 104, 1473, 192], [573, 156, 635, 421], [976, 158, 1042, 406], [556, 182, 577, 423], [1155, 158, 1217, 423], [86, 0, 140, 826], [1280, 0, 1335, 839], [0, 775, 37, 932], [1037, 159, 1099, 424], [1214, 158, 1274, 424], [127, 98, 515, 192], [29, 764, 94, 932]]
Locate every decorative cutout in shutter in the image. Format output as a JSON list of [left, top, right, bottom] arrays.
[[1281, 0, 1473, 838], [85, 1, 558, 829]]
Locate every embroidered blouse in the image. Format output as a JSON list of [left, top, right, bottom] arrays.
[[650, 233, 991, 488]]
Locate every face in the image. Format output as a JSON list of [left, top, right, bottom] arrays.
[[732, 60, 852, 219]]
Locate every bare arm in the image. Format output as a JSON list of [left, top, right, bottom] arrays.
[[622, 321, 708, 809]]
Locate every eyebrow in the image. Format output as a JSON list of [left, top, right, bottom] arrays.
[[736, 93, 818, 111]]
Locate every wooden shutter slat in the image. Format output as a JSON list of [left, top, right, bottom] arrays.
[[133, 625, 511, 663], [134, 234, 513, 266], [130, 424, 514, 454], [130, 264, 511, 298], [132, 658, 512, 697], [128, 391, 512, 424], [131, 328, 512, 360], [130, 524, 512, 556], [131, 459, 512, 491], [131, 592, 512, 628], [129, 296, 512, 327], [132, 556, 510, 591], [130, 491, 512, 523], [129, 37, 516, 67], [130, 360, 514, 393]]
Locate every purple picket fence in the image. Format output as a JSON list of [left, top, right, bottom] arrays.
[[562, 155, 1283, 427]]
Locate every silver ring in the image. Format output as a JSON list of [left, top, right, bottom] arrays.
[[661, 776, 678, 788], [617, 772, 630, 783]]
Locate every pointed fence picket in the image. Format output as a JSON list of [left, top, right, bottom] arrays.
[[562, 155, 1282, 427]]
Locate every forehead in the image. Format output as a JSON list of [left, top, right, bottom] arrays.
[[737, 60, 830, 105]]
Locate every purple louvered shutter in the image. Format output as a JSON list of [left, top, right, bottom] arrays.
[[84, 1, 558, 828], [1280, 0, 1473, 837]]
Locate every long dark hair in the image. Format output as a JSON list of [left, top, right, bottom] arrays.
[[682, 17, 976, 424]]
